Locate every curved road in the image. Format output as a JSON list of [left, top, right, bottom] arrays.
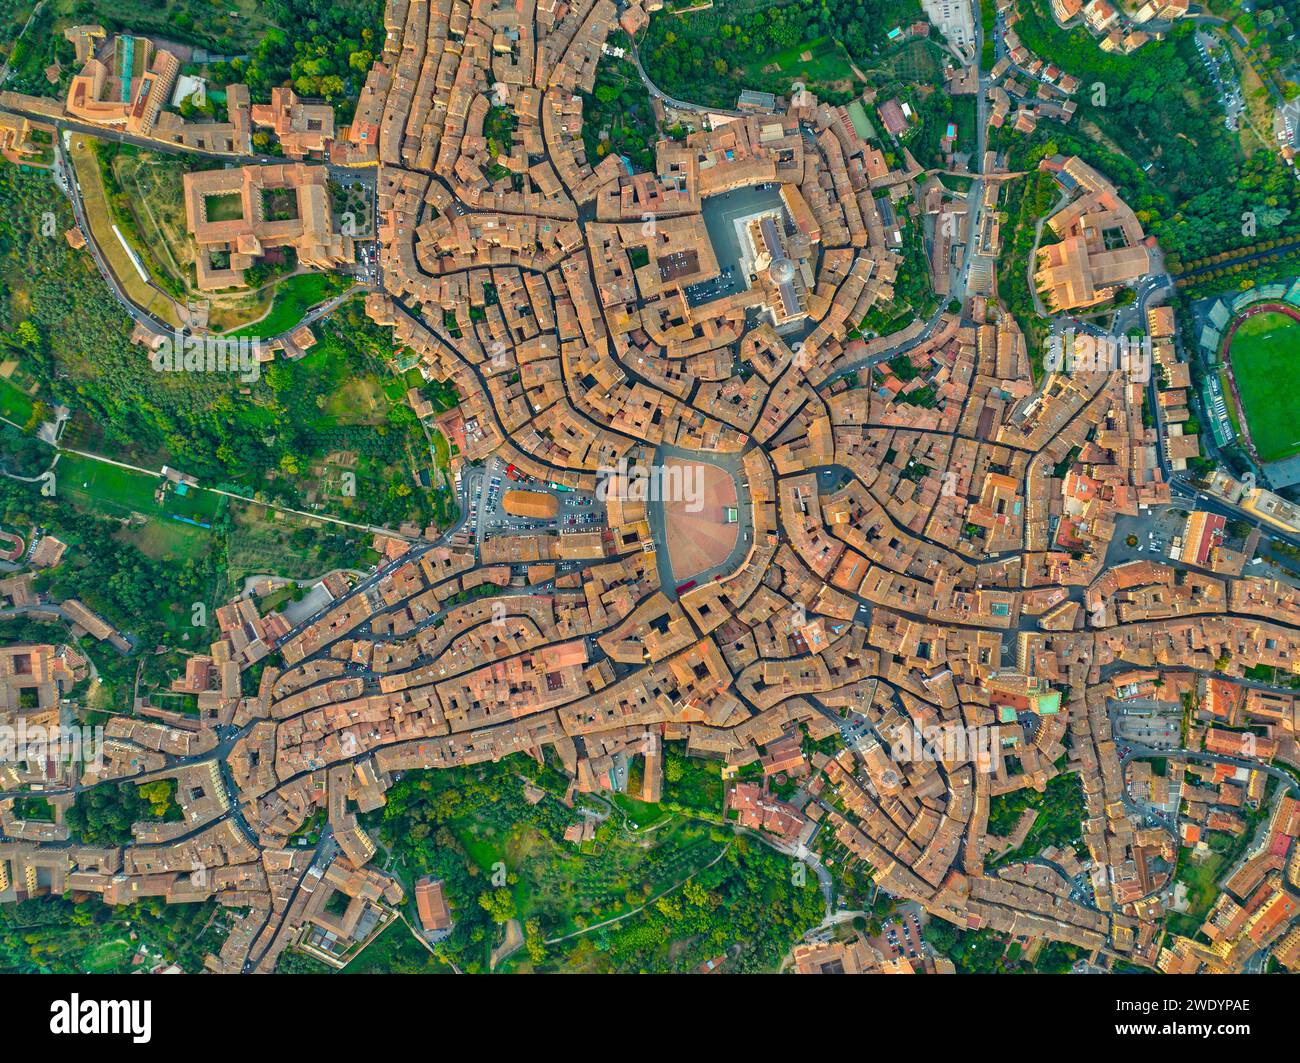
[[626, 43, 737, 117]]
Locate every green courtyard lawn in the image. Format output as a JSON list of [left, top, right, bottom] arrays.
[[203, 193, 244, 223], [1228, 310, 1300, 462], [14, 796, 55, 822]]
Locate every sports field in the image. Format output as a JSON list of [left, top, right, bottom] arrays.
[[1227, 309, 1300, 462]]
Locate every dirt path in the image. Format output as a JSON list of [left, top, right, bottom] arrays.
[[542, 842, 731, 946], [490, 917, 524, 969]]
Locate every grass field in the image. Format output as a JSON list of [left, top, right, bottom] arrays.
[[229, 272, 352, 339], [119, 518, 212, 564], [767, 36, 857, 87], [81, 938, 133, 973], [58, 455, 162, 517], [56, 454, 221, 564], [0, 376, 35, 425], [1228, 310, 1300, 462]]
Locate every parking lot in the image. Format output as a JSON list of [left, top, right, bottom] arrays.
[[470, 458, 604, 544], [1111, 697, 1183, 750], [685, 262, 740, 305], [1195, 31, 1244, 132], [872, 906, 926, 964], [1109, 506, 1187, 566]]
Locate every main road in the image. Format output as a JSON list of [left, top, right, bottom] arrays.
[[626, 40, 737, 117]]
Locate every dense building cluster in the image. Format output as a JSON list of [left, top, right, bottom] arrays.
[[0, 0, 1299, 978]]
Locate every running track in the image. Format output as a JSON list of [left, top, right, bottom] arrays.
[[1219, 302, 1300, 466]]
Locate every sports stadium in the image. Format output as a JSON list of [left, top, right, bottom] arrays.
[[1199, 281, 1300, 487]]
